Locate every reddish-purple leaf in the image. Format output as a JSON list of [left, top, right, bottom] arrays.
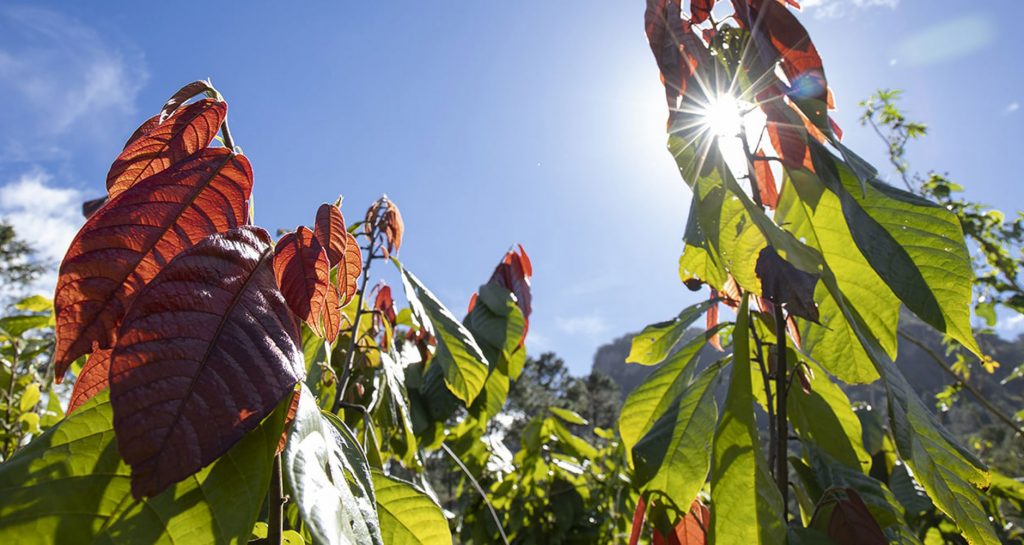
[[110, 226, 303, 498], [313, 202, 347, 266], [364, 196, 404, 256], [754, 245, 820, 322], [691, 0, 714, 23], [646, 0, 709, 107], [274, 226, 332, 339], [653, 500, 709, 545], [67, 348, 111, 414], [811, 488, 888, 545], [488, 244, 533, 323], [753, 149, 779, 208], [339, 232, 362, 304], [322, 282, 342, 343], [628, 496, 647, 545], [54, 147, 253, 379], [106, 98, 227, 198]]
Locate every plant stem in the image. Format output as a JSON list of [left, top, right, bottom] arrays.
[[333, 235, 379, 412], [750, 324, 776, 472], [3, 341, 20, 458], [268, 454, 285, 545], [898, 331, 1024, 437], [440, 442, 510, 545], [773, 304, 789, 517]]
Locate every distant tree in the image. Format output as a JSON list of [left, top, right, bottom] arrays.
[[565, 371, 621, 430], [0, 220, 44, 300]]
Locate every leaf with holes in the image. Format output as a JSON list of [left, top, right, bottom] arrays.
[[106, 98, 227, 198], [53, 147, 253, 379], [110, 226, 303, 498]]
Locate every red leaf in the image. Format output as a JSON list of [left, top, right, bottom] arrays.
[[123, 114, 161, 150], [759, 88, 814, 171], [829, 116, 843, 140], [374, 284, 397, 326], [654, 501, 709, 544], [277, 386, 302, 455], [811, 488, 888, 545], [54, 147, 253, 379], [313, 202, 347, 266], [339, 232, 363, 304], [489, 244, 533, 321], [646, 1, 710, 107], [159, 80, 217, 123], [67, 348, 111, 414], [364, 196, 404, 256], [706, 294, 722, 351], [628, 496, 647, 545], [753, 149, 779, 208], [691, 0, 715, 23], [274, 226, 333, 339], [106, 99, 227, 198], [110, 226, 303, 498]]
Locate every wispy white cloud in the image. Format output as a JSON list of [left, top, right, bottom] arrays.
[[0, 169, 83, 295], [1004, 102, 1020, 116], [802, 0, 898, 19], [0, 5, 148, 161], [555, 313, 610, 337]]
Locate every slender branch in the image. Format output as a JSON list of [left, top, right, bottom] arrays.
[[333, 235, 380, 412], [773, 304, 789, 517], [898, 331, 1024, 437], [440, 442, 510, 545], [268, 454, 285, 545]]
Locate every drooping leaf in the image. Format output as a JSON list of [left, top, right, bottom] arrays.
[[633, 360, 722, 512], [626, 299, 717, 365], [373, 471, 453, 545], [0, 391, 288, 545], [398, 264, 489, 405], [709, 295, 786, 545], [283, 387, 383, 545], [365, 196, 404, 255], [54, 147, 253, 378], [787, 358, 870, 471], [753, 150, 779, 209], [106, 98, 227, 198], [159, 80, 217, 122], [67, 348, 111, 414], [111, 226, 303, 498], [755, 245, 820, 322], [803, 445, 906, 531], [811, 144, 979, 355], [619, 325, 727, 457], [274, 226, 336, 340], [314, 202, 348, 267]]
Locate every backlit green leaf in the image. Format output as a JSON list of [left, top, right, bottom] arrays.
[[373, 471, 453, 545], [626, 299, 717, 365]]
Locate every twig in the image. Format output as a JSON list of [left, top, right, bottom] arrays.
[[773, 304, 789, 518], [440, 442, 510, 545], [268, 454, 286, 545], [898, 331, 1024, 437], [333, 236, 380, 412]]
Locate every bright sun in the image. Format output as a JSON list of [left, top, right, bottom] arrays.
[[703, 93, 744, 139]]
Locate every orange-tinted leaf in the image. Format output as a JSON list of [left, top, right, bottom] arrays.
[[313, 202, 347, 266], [372, 283, 396, 346], [754, 245, 820, 322], [829, 116, 843, 140], [322, 283, 342, 343], [54, 147, 253, 379], [274, 226, 332, 339], [67, 348, 111, 414], [744, 0, 825, 100], [339, 232, 362, 304], [159, 80, 217, 123], [654, 500, 709, 545], [629, 496, 647, 545], [691, 0, 714, 23], [706, 294, 722, 351], [123, 114, 161, 150], [106, 98, 227, 198], [277, 386, 302, 455], [110, 226, 303, 498], [81, 196, 108, 219], [759, 88, 814, 171], [364, 196, 404, 256], [646, 0, 710, 108], [753, 149, 779, 208]]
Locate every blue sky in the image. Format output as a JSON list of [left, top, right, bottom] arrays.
[[1, 1, 1022, 374]]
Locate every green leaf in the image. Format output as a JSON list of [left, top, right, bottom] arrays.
[[626, 299, 717, 365], [380, 350, 418, 464], [372, 471, 452, 545], [812, 143, 979, 355], [709, 295, 786, 545], [14, 295, 52, 313], [18, 382, 40, 412], [0, 314, 51, 338], [398, 263, 489, 404], [0, 390, 287, 544], [466, 283, 526, 379], [788, 357, 871, 471], [632, 360, 722, 512], [282, 388, 383, 545], [679, 192, 728, 289], [820, 276, 998, 545], [549, 406, 588, 426], [619, 325, 727, 458], [803, 445, 906, 530]]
